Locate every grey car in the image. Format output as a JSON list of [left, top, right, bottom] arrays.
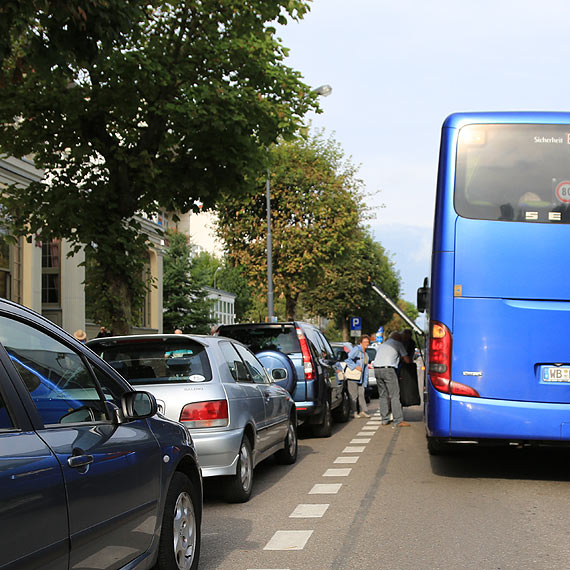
[[0, 299, 202, 570], [88, 334, 297, 503]]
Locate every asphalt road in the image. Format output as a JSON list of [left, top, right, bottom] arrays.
[[199, 399, 570, 570]]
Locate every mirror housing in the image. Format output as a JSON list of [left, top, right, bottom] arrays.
[[417, 277, 430, 313], [121, 391, 158, 421]]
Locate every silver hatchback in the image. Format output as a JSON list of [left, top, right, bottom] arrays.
[[88, 334, 297, 502]]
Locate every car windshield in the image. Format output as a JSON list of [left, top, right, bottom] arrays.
[[91, 338, 212, 385], [218, 326, 300, 355]]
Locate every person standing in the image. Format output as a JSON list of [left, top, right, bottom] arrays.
[[373, 331, 411, 427], [345, 335, 371, 419]]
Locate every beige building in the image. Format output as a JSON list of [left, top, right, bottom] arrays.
[[0, 156, 164, 339]]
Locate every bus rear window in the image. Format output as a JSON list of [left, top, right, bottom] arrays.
[[454, 124, 570, 223]]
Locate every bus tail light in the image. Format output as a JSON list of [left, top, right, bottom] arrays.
[[179, 400, 229, 428], [296, 327, 315, 380], [429, 321, 479, 397]]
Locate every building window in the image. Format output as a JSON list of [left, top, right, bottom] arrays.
[[0, 231, 10, 299], [41, 239, 61, 305]]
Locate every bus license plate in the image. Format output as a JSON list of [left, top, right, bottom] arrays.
[[542, 366, 570, 382]]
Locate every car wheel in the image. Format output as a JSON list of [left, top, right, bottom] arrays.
[[275, 416, 298, 465], [225, 437, 254, 503], [332, 389, 350, 423], [157, 472, 201, 570], [312, 399, 332, 438]]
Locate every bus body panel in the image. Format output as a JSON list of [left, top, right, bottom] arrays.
[[450, 396, 570, 441], [427, 111, 570, 445], [452, 297, 570, 403], [455, 217, 570, 300]]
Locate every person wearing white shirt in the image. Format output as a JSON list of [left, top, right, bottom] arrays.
[[373, 331, 411, 427]]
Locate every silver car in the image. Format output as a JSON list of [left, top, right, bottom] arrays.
[[88, 334, 297, 502]]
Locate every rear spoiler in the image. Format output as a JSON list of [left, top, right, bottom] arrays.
[[369, 282, 425, 337]]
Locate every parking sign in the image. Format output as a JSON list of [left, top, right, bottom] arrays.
[[350, 317, 361, 337]]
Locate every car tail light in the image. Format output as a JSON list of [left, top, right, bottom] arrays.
[[179, 400, 229, 428], [296, 327, 315, 380], [429, 321, 479, 397]]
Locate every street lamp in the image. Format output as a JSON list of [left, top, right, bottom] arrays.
[[213, 266, 221, 289], [266, 84, 332, 322]]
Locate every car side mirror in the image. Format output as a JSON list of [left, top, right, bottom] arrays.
[[121, 391, 157, 421], [417, 277, 430, 313]]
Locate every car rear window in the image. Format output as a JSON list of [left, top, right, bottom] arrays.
[[91, 338, 212, 385], [218, 326, 300, 355]]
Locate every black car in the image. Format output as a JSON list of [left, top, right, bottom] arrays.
[[217, 322, 350, 437], [0, 298, 202, 570]]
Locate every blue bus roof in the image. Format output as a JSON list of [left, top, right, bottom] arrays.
[[443, 111, 570, 129]]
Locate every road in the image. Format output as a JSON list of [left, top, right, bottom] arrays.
[[199, 400, 570, 570]]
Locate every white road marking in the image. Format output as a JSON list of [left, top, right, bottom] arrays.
[[290, 504, 329, 518], [264, 530, 313, 551], [350, 438, 371, 444], [342, 446, 365, 453], [323, 468, 352, 477], [334, 456, 359, 464], [357, 431, 373, 437], [309, 483, 342, 494], [361, 425, 379, 430]]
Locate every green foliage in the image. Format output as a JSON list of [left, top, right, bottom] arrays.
[[0, 0, 316, 332], [382, 299, 419, 339], [217, 130, 366, 320]]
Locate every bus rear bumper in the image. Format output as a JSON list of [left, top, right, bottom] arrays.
[[426, 385, 570, 441]]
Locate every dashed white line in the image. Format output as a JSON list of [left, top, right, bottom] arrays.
[[334, 456, 359, 464], [309, 483, 342, 494], [323, 468, 352, 477], [350, 438, 371, 444], [264, 530, 313, 551], [342, 446, 365, 453], [290, 504, 329, 518]]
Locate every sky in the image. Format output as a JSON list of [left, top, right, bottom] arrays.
[[277, 0, 570, 303]]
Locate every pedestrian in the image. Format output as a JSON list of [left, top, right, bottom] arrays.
[[73, 329, 87, 343], [373, 331, 412, 427], [96, 325, 112, 338], [345, 335, 371, 419], [174, 328, 183, 334]]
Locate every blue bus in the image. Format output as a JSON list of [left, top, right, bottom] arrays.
[[419, 112, 570, 454]]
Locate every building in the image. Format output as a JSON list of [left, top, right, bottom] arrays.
[[0, 156, 164, 339], [204, 286, 236, 327]]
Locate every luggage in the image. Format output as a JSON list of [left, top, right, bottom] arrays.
[[399, 363, 421, 406]]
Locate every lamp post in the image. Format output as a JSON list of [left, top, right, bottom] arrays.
[[266, 84, 332, 322]]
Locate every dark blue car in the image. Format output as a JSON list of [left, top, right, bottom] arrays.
[[0, 299, 202, 570]]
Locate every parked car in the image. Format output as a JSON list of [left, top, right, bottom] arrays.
[[216, 322, 351, 437], [330, 341, 353, 362], [0, 299, 202, 570], [365, 346, 378, 400], [88, 334, 297, 503]]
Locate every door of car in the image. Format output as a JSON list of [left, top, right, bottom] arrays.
[[0, 314, 162, 570], [234, 344, 288, 447], [0, 357, 69, 570], [303, 326, 341, 403]]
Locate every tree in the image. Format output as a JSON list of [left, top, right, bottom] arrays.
[[162, 230, 213, 334], [217, 130, 364, 320], [0, 0, 317, 333], [303, 230, 401, 340], [382, 299, 419, 338]]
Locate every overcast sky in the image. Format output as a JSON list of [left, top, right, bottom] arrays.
[[278, 0, 570, 303]]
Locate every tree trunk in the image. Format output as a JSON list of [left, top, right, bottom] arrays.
[[107, 272, 134, 336], [341, 316, 349, 342], [285, 294, 297, 321]]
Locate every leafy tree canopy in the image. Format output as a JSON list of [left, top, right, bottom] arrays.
[[0, 0, 317, 333], [217, 129, 365, 319]]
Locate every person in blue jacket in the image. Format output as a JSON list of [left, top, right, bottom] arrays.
[[345, 335, 371, 418]]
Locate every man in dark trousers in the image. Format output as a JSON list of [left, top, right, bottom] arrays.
[[373, 332, 411, 427]]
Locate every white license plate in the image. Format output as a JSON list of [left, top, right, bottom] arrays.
[[542, 366, 570, 382]]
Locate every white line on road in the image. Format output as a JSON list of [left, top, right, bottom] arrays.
[[350, 438, 371, 444], [342, 446, 365, 453], [290, 504, 329, 518], [309, 483, 342, 494], [334, 456, 359, 464], [323, 468, 352, 477], [264, 530, 313, 551]]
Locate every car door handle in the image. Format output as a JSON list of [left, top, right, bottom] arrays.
[[67, 454, 94, 469]]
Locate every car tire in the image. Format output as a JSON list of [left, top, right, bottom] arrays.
[[225, 436, 254, 503], [312, 399, 332, 438], [332, 388, 350, 423], [275, 416, 298, 465], [156, 472, 201, 570]]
